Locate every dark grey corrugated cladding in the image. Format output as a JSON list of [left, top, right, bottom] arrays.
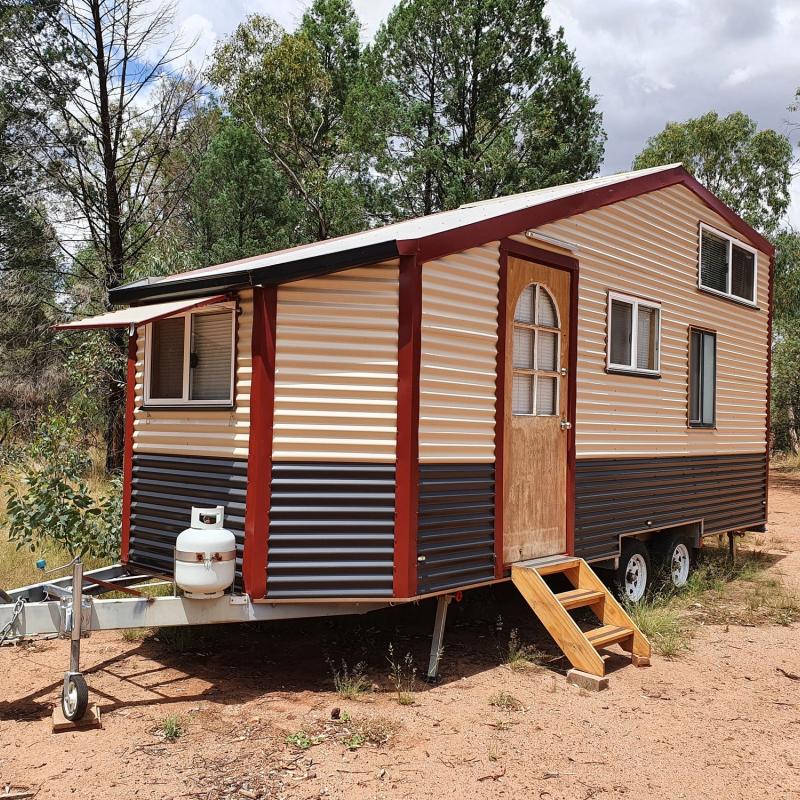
[[129, 454, 247, 588], [416, 463, 496, 594], [266, 462, 395, 599], [574, 453, 767, 561]]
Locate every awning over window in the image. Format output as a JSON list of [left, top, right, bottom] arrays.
[[53, 294, 229, 331]]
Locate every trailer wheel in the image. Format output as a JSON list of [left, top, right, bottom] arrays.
[[614, 540, 651, 603], [652, 533, 693, 589], [62, 674, 88, 721]]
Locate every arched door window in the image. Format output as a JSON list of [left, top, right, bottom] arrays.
[[511, 284, 561, 416]]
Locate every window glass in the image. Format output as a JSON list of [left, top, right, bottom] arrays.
[[536, 289, 557, 327], [536, 376, 557, 415], [731, 245, 755, 302], [190, 312, 233, 401], [636, 305, 659, 371], [150, 317, 185, 399], [513, 327, 534, 369], [689, 328, 716, 427], [514, 285, 534, 323], [537, 330, 557, 372], [512, 373, 533, 415], [700, 230, 729, 293], [610, 299, 633, 366]]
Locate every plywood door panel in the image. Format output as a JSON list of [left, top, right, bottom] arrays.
[[503, 257, 571, 562]]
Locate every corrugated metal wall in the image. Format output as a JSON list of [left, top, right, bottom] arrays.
[[133, 290, 253, 458], [417, 464, 496, 594], [419, 243, 500, 463], [529, 183, 770, 458], [416, 246, 501, 592], [129, 453, 247, 587], [266, 264, 400, 598], [272, 263, 399, 462], [266, 463, 395, 598], [574, 453, 767, 561]]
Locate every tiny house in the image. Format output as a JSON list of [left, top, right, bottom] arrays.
[[59, 163, 772, 678]]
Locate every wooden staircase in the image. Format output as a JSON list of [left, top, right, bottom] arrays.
[[511, 555, 651, 677]]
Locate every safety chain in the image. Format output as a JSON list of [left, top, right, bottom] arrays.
[[0, 598, 25, 646]]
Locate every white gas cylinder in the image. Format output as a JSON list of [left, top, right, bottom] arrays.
[[174, 506, 236, 599]]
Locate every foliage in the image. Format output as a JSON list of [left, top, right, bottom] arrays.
[[633, 111, 793, 237], [623, 595, 690, 658], [209, 0, 373, 240], [386, 643, 417, 705], [328, 657, 372, 700], [160, 714, 185, 742], [506, 628, 545, 671], [488, 691, 522, 711], [364, 0, 606, 217], [286, 730, 323, 750], [2, 414, 121, 560]]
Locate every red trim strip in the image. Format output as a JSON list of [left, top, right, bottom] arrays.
[[493, 250, 509, 577], [120, 329, 137, 563], [764, 253, 775, 522], [394, 254, 422, 598], [406, 168, 774, 264], [496, 240, 580, 565], [242, 286, 277, 599]]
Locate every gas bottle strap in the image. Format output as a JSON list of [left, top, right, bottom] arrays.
[[175, 550, 236, 563]]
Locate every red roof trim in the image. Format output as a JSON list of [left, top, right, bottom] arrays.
[[403, 167, 773, 263]]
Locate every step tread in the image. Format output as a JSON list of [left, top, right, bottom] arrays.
[[555, 588, 606, 610], [585, 624, 633, 649]]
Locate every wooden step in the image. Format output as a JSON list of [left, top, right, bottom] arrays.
[[556, 588, 605, 610], [517, 555, 580, 576], [586, 624, 633, 649]]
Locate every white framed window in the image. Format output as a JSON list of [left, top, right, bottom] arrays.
[[698, 223, 757, 306], [511, 283, 561, 416], [607, 292, 661, 376], [144, 304, 236, 406], [689, 328, 716, 428]]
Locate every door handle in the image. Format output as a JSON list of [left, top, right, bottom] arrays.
[[560, 419, 572, 431]]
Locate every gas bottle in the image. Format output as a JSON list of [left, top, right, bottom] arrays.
[[174, 507, 236, 599]]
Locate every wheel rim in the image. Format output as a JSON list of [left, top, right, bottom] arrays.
[[670, 543, 690, 587], [64, 680, 78, 717], [624, 553, 647, 602]]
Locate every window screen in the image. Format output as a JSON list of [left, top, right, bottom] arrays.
[[731, 244, 755, 302], [700, 230, 729, 293], [610, 299, 633, 366], [190, 312, 234, 401], [636, 306, 659, 371], [689, 329, 716, 427], [150, 317, 185, 399]]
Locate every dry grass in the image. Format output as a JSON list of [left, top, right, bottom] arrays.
[[770, 452, 800, 473]]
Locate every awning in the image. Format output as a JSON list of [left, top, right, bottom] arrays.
[[53, 294, 229, 331]]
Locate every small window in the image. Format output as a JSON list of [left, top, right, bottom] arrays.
[[511, 284, 561, 416], [146, 306, 235, 406], [699, 224, 757, 305], [689, 328, 716, 427], [607, 292, 661, 375]]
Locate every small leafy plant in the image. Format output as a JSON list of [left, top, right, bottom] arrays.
[[387, 643, 417, 705], [342, 732, 366, 750], [488, 691, 522, 711], [160, 714, 185, 742], [286, 731, 323, 750]]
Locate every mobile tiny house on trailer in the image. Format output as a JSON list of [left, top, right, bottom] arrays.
[[41, 162, 771, 699]]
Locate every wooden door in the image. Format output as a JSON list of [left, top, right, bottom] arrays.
[[503, 256, 571, 563]]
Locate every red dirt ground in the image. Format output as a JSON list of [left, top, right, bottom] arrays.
[[1, 473, 798, 800]]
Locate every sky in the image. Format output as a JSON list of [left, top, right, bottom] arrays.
[[169, 0, 800, 228]]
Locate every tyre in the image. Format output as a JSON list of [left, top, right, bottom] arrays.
[[652, 532, 693, 589], [613, 540, 651, 603], [62, 673, 88, 721]]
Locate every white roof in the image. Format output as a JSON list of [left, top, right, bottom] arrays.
[[144, 164, 682, 288], [54, 294, 228, 330]]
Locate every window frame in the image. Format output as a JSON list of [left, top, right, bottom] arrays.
[[688, 326, 717, 429], [606, 291, 662, 377], [511, 283, 562, 417], [698, 222, 758, 307], [143, 302, 237, 408]]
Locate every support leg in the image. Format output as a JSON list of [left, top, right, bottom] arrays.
[[61, 557, 89, 722], [426, 595, 451, 682], [728, 531, 736, 564]]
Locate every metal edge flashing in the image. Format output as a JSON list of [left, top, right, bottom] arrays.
[[496, 238, 580, 570], [394, 252, 422, 598], [764, 252, 775, 520], [242, 286, 277, 599], [120, 330, 137, 563], [109, 241, 402, 305]]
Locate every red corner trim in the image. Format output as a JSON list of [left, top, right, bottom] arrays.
[[120, 329, 137, 564], [497, 239, 580, 562], [764, 253, 775, 521], [243, 286, 277, 599], [404, 167, 774, 264], [394, 253, 422, 598], [493, 250, 509, 577]]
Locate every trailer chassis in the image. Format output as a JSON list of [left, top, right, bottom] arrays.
[[0, 559, 389, 722]]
